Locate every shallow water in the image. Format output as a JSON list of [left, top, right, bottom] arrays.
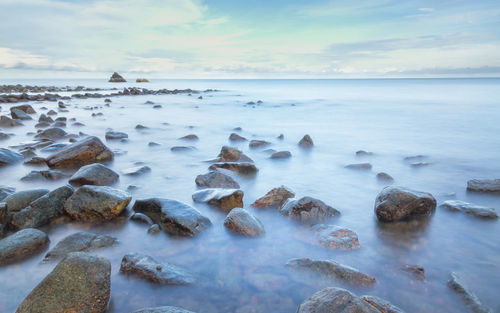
[[0, 78, 499, 313]]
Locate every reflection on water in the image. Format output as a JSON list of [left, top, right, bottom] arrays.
[[0, 78, 500, 313]]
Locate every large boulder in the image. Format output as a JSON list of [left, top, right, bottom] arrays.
[[0, 228, 49, 266], [440, 200, 498, 219], [69, 163, 119, 186], [16, 252, 111, 313], [44, 232, 118, 261], [46, 136, 114, 169], [64, 185, 131, 222], [252, 186, 295, 208], [133, 198, 211, 237], [374, 186, 436, 222], [132, 306, 196, 313], [279, 197, 340, 222], [195, 171, 240, 188], [223, 208, 265, 236], [0, 148, 23, 166], [120, 252, 196, 285], [192, 188, 243, 211], [3, 189, 50, 215], [109, 72, 126, 82], [467, 179, 500, 193]]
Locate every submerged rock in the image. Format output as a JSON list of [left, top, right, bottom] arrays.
[[209, 162, 258, 175], [299, 224, 361, 250], [374, 186, 436, 222], [401, 264, 425, 280], [64, 185, 131, 222], [223, 208, 265, 236], [122, 165, 151, 176], [0, 115, 23, 127], [345, 163, 372, 170], [44, 232, 118, 261], [0, 185, 15, 201], [3, 189, 50, 214], [361, 296, 406, 313], [136, 78, 149, 83], [377, 172, 394, 182], [46, 136, 114, 169], [467, 179, 500, 193], [133, 198, 211, 236], [179, 134, 199, 141], [229, 133, 247, 141], [69, 163, 119, 186], [132, 306, 196, 313], [356, 150, 374, 156], [270, 150, 291, 159], [192, 188, 243, 211], [298, 134, 313, 148], [11, 108, 32, 120], [252, 186, 295, 208], [448, 272, 492, 313], [105, 130, 128, 140], [280, 197, 340, 222], [440, 200, 498, 219], [109, 72, 126, 82], [171, 146, 195, 152], [195, 171, 240, 188], [35, 127, 67, 140], [16, 252, 111, 313], [0, 228, 49, 265], [0, 148, 23, 166], [249, 140, 271, 148], [20, 170, 68, 182], [120, 252, 195, 285]]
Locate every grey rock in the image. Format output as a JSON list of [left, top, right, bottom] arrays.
[[147, 224, 161, 234], [345, 163, 372, 170], [122, 165, 151, 176], [249, 140, 271, 148], [216, 146, 253, 162], [467, 179, 500, 193], [376, 172, 394, 182], [179, 134, 199, 141], [44, 232, 118, 261], [35, 127, 67, 140], [0, 186, 15, 202], [374, 186, 436, 222], [303, 224, 361, 250], [11, 108, 32, 120], [46, 136, 114, 169], [298, 134, 313, 148], [10, 104, 35, 114], [192, 188, 244, 211], [69, 163, 119, 186], [109, 72, 126, 82], [448, 272, 492, 313], [0, 228, 49, 266], [195, 171, 240, 188], [0, 115, 23, 127], [20, 170, 68, 182], [297, 288, 379, 313], [440, 200, 498, 219], [171, 146, 195, 152], [279, 197, 340, 222], [0, 148, 23, 166], [229, 133, 247, 141], [356, 150, 374, 156], [224, 208, 265, 236], [130, 212, 154, 225], [361, 295, 406, 313]]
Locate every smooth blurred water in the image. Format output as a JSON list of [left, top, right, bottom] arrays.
[[0, 78, 499, 313]]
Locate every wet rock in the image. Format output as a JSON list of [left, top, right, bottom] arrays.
[[302, 224, 361, 250], [229, 133, 247, 141], [192, 188, 244, 211], [195, 171, 240, 189], [35, 127, 67, 140], [130, 212, 153, 225], [109, 72, 126, 82], [286, 258, 376, 286], [360, 295, 406, 313], [4, 189, 50, 214], [0, 148, 23, 166], [0, 115, 23, 127], [148, 142, 160, 147], [271, 151, 291, 159], [47, 109, 57, 115], [377, 172, 394, 182], [16, 252, 111, 313], [23, 156, 47, 165], [135, 124, 148, 129], [448, 272, 492, 313], [64, 185, 131, 222], [279, 197, 340, 222], [223, 208, 265, 236], [298, 134, 313, 148], [249, 140, 271, 148], [72, 122, 85, 127], [38, 114, 53, 123], [0, 131, 10, 140], [147, 224, 161, 234], [404, 155, 426, 162], [277, 133, 284, 140], [40, 143, 67, 153], [440, 200, 498, 219], [0, 228, 49, 266], [153, 104, 162, 109], [105, 130, 128, 140], [467, 179, 500, 193], [44, 232, 118, 261], [11, 108, 32, 120], [171, 146, 195, 152], [209, 162, 258, 175], [35, 121, 50, 128], [179, 134, 199, 141], [356, 150, 374, 156], [133, 198, 211, 237], [10, 185, 74, 229], [133, 307, 196, 313], [345, 163, 372, 170], [69, 163, 119, 186], [374, 186, 436, 222], [0, 185, 15, 201], [120, 252, 195, 285], [20, 170, 67, 182], [122, 165, 151, 176], [216, 146, 253, 162], [401, 264, 425, 280], [410, 162, 431, 168], [10, 104, 35, 114], [46, 136, 114, 169], [252, 186, 295, 208]]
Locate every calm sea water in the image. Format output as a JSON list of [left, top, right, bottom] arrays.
[[0, 78, 499, 312]]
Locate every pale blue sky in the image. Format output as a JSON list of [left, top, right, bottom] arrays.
[[1, 0, 499, 78]]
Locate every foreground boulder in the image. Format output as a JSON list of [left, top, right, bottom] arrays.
[[69, 163, 119, 186], [195, 171, 240, 188], [133, 198, 211, 236], [109, 72, 126, 82], [224, 208, 265, 236], [252, 186, 295, 208], [64, 185, 131, 222], [0, 228, 49, 265], [467, 179, 500, 193], [440, 200, 498, 219], [16, 252, 111, 313], [209, 162, 258, 175], [46, 136, 113, 169], [120, 252, 195, 285], [192, 188, 243, 211], [374, 186, 436, 222], [44, 232, 118, 261], [448, 272, 491, 313], [280, 197, 340, 222], [133, 307, 195, 313], [0, 148, 23, 166]]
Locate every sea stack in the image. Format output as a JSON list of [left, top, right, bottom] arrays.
[[109, 72, 126, 82]]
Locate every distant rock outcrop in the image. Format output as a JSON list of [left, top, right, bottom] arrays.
[[109, 72, 126, 82], [136, 78, 149, 83]]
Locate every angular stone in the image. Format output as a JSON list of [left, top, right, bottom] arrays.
[[0, 185, 15, 201], [105, 130, 128, 140], [179, 134, 199, 141], [44, 232, 118, 261], [109, 72, 126, 82], [271, 151, 292, 159], [377, 172, 394, 182], [192, 188, 243, 211], [467, 179, 500, 193], [440, 200, 498, 219], [46, 136, 113, 169], [0, 228, 49, 266], [209, 162, 258, 175], [298, 134, 313, 148], [69, 163, 119, 186], [10, 104, 36, 114], [361, 296, 406, 313], [297, 288, 378, 313], [252, 186, 295, 208], [195, 171, 240, 188], [374, 186, 436, 222], [280, 197, 340, 222], [35, 127, 67, 140], [229, 133, 247, 141], [224, 208, 265, 236], [0, 115, 23, 127]]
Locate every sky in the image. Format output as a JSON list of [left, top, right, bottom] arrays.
[[1, 0, 500, 78]]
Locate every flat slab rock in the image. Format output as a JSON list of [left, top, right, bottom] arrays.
[[0, 228, 49, 266], [374, 186, 436, 222], [209, 162, 258, 175], [120, 252, 196, 285], [44, 231, 118, 261], [440, 200, 498, 219], [46, 136, 114, 169], [286, 258, 376, 286], [69, 163, 119, 186], [195, 171, 240, 188], [297, 224, 361, 250], [279, 197, 340, 223], [132, 307, 196, 313], [467, 179, 500, 193], [192, 188, 243, 211], [252, 186, 295, 208], [223, 208, 265, 236], [133, 198, 212, 237], [16, 252, 111, 313], [448, 272, 492, 313]]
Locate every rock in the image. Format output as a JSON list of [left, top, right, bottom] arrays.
[[4, 189, 50, 214], [401, 264, 425, 280], [44, 232, 118, 261], [40, 143, 67, 153], [153, 104, 162, 109], [195, 171, 240, 188], [135, 124, 148, 129], [223, 208, 265, 236], [171, 146, 195, 152], [216, 146, 253, 162], [147, 224, 161, 234], [105, 130, 128, 140], [356, 150, 373, 156], [279, 197, 340, 222], [120, 252, 195, 285], [10, 104, 35, 114], [0, 132, 10, 140], [249, 140, 271, 148], [374, 186, 436, 222], [133, 198, 211, 236], [23, 156, 47, 165], [229, 133, 247, 141], [64, 185, 131, 222], [148, 142, 160, 147], [10, 186, 74, 229], [277, 134, 284, 140], [345, 163, 372, 170], [192, 188, 244, 211], [404, 155, 426, 162], [130, 212, 154, 225], [133, 307, 195, 313], [377, 172, 394, 182], [109, 72, 126, 82], [0, 148, 23, 166], [0, 228, 49, 266], [298, 134, 313, 148], [11, 108, 32, 120], [252, 186, 295, 208], [38, 114, 53, 123], [46, 136, 114, 169], [286, 258, 376, 286], [302, 224, 361, 250], [360, 296, 406, 313], [47, 109, 57, 115], [448, 272, 492, 313], [179, 134, 199, 141], [16, 252, 111, 313], [440, 200, 498, 219], [35, 127, 67, 140], [467, 179, 500, 193], [20, 170, 68, 182], [122, 165, 151, 176], [271, 151, 291, 159], [136, 78, 149, 82], [0, 115, 23, 127], [410, 162, 431, 168], [0, 185, 15, 201], [69, 163, 119, 186], [209, 162, 258, 175]]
